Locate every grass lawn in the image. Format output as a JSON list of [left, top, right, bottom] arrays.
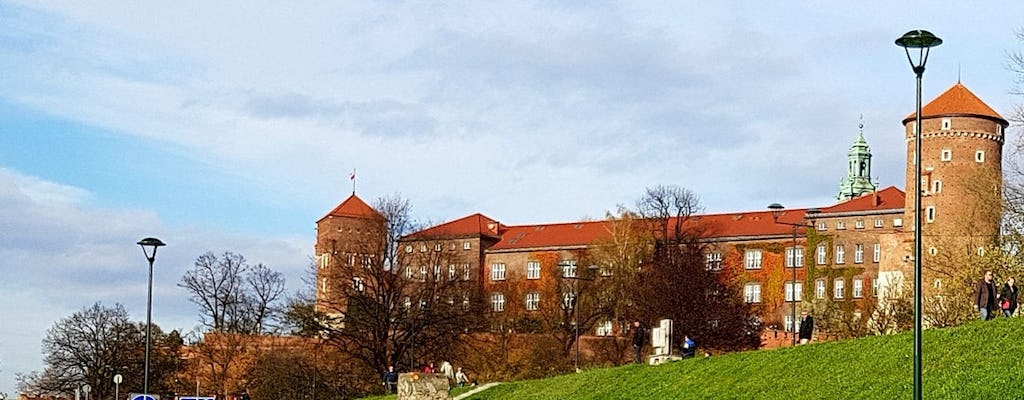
[[447, 317, 1024, 399]]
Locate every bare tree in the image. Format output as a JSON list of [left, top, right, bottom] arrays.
[[17, 303, 180, 399], [179, 252, 286, 334]]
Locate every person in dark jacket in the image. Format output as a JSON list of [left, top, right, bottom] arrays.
[[1000, 276, 1019, 317], [798, 310, 814, 344], [382, 365, 398, 394], [976, 270, 998, 320], [631, 320, 646, 364]]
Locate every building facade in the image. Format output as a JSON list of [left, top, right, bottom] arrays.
[[315, 82, 1006, 346]]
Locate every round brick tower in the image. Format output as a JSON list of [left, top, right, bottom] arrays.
[[902, 82, 1008, 255]]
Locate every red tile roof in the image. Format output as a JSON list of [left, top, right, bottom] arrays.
[[407, 187, 909, 250], [318, 194, 380, 222], [404, 213, 503, 240], [903, 82, 1007, 125]]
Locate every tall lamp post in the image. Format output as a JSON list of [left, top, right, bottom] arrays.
[[564, 265, 600, 372], [767, 204, 819, 346], [896, 29, 942, 400], [137, 237, 166, 395]]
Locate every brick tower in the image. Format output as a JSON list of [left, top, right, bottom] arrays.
[[902, 82, 1008, 258], [314, 194, 384, 316]]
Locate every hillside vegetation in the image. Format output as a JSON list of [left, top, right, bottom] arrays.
[[448, 317, 1024, 399]]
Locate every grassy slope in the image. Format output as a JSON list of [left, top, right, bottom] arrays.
[[457, 317, 1024, 399]]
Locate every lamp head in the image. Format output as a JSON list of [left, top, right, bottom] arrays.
[[137, 237, 166, 262], [767, 203, 785, 222], [895, 30, 942, 74]]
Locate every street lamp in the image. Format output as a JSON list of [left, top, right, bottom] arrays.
[[768, 204, 820, 346], [137, 237, 166, 395], [896, 29, 942, 400], [564, 264, 600, 372]]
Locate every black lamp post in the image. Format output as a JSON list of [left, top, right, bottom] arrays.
[[768, 204, 820, 346], [896, 29, 942, 400], [137, 237, 166, 395], [564, 264, 600, 372]]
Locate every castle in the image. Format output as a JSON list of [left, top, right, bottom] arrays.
[[314, 82, 1007, 345]]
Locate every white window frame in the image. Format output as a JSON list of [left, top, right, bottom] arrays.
[[352, 277, 364, 292], [816, 244, 827, 265], [785, 281, 803, 302], [562, 292, 576, 309], [745, 249, 763, 270], [491, 293, 505, 312], [932, 179, 943, 194], [836, 221, 846, 230], [926, 206, 936, 223], [785, 315, 795, 332], [419, 265, 427, 282], [834, 278, 845, 299], [873, 243, 881, 263], [448, 264, 457, 281], [836, 245, 845, 264], [815, 279, 826, 299], [463, 242, 472, 250], [560, 260, 578, 278], [462, 263, 471, 281], [874, 218, 884, 228], [855, 220, 865, 229], [525, 292, 540, 311], [854, 244, 864, 264], [490, 263, 506, 281], [872, 278, 880, 297], [744, 282, 762, 303], [893, 218, 904, 227], [976, 150, 985, 163], [853, 278, 864, 298], [817, 222, 827, 231], [941, 149, 952, 161], [941, 118, 951, 130], [596, 320, 613, 336], [706, 252, 723, 271], [786, 247, 804, 268], [526, 261, 541, 280]]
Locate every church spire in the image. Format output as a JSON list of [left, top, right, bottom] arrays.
[[837, 117, 877, 201]]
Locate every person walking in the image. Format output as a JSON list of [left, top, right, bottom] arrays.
[[382, 366, 398, 394], [1000, 276, 1019, 317], [798, 310, 814, 345], [439, 361, 454, 384], [976, 270, 998, 320], [631, 319, 646, 364]]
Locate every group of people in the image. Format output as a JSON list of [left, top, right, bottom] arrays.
[[975, 270, 1019, 320], [629, 319, 702, 363], [381, 361, 471, 394]]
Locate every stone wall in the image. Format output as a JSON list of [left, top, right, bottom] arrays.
[[396, 372, 451, 400]]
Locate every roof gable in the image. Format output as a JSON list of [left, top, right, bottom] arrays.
[[821, 186, 905, 214], [318, 194, 380, 222], [903, 82, 1007, 125], [405, 213, 503, 240]]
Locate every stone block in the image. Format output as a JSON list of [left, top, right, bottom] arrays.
[[396, 372, 451, 400]]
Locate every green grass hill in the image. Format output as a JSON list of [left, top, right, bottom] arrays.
[[374, 317, 1024, 399]]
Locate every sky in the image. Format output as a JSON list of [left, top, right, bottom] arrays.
[[2, 0, 1024, 395]]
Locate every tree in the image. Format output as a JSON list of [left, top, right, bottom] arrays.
[[296, 194, 486, 390], [632, 185, 761, 352], [17, 302, 180, 399], [179, 252, 286, 398]]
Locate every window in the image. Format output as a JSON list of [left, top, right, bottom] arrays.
[[929, 247, 938, 256], [526, 261, 541, 279], [854, 244, 864, 264], [463, 242, 471, 250], [491, 293, 505, 312], [321, 278, 328, 294], [815, 279, 826, 299], [786, 247, 804, 267], [706, 252, 723, 271], [525, 292, 540, 311], [855, 219, 865, 229], [420, 244, 427, 252], [596, 320, 613, 336], [462, 264, 471, 281], [874, 219, 884, 228], [448, 264, 457, 281], [998, 124, 1004, 134], [785, 315, 795, 332], [941, 118, 951, 130], [853, 278, 864, 298], [872, 279, 880, 297], [434, 244, 442, 252], [817, 222, 827, 231], [941, 149, 952, 161], [836, 221, 846, 230], [318, 253, 329, 269], [433, 265, 441, 279], [932, 180, 943, 194], [405, 245, 413, 253], [560, 260, 578, 278], [562, 292, 576, 309], [976, 150, 985, 163], [836, 245, 845, 264], [463, 294, 471, 310], [873, 243, 881, 263], [926, 206, 936, 223], [744, 283, 762, 303], [404, 296, 412, 310], [816, 244, 827, 265], [490, 263, 506, 281], [404, 266, 413, 280], [352, 277, 364, 292], [834, 278, 845, 299], [745, 249, 763, 269], [978, 247, 987, 256], [419, 266, 427, 282], [785, 281, 803, 302]]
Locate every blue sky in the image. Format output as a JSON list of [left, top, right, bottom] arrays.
[[2, 0, 1024, 395]]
